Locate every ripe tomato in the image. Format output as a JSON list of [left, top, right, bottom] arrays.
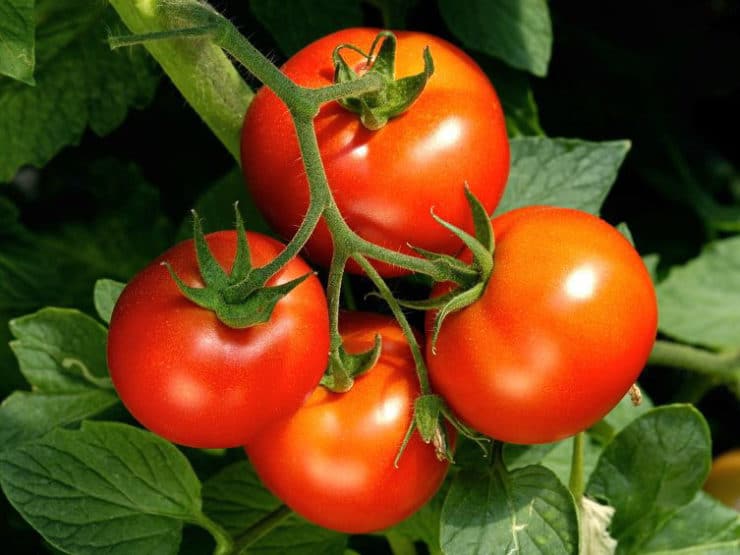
[[107, 231, 329, 448], [704, 449, 740, 510], [241, 28, 509, 276], [246, 311, 451, 533], [426, 206, 658, 444]]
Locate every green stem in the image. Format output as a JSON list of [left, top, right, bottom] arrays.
[[385, 531, 418, 555], [569, 432, 585, 501], [216, 14, 385, 117], [350, 230, 462, 282], [249, 114, 331, 285], [326, 251, 350, 352], [649, 339, 740, 381], [308, 73, 386, 104], [192, 512, 234, 555], [321, 249, 357, 392], [109, 0, 252, 161], [233, 506, 293, 554], [353, 254, 432, 394]]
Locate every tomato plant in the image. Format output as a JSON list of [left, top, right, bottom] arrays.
[[241, 28, 509, 276], [246, 312, 451, 534], [427, 206, 658, 444], [107, 230, 329, 448], [2, 2, 739, 555]]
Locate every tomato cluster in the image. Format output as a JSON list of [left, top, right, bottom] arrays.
[[107, 28, 658, 534]]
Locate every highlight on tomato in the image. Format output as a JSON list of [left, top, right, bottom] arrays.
[[426, 206, 658, 444], [241, 28, 510, 276], [246, 311, 452, 534], [107, 230, 330, 449]]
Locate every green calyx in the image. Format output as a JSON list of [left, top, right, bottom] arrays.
[[164, 205, 311, 329], [395, 393, 490, 465], [401, 187, 496, 351], [333, 31, 434, 130]]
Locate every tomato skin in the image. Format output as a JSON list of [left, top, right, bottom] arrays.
[[427, 206, 658, 444], [246, 312, 451, 533], [241, 28, 509, 276], [704, 449, 740, 511], [107, 231, 329, 449]]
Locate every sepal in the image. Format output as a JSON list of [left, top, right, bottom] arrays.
[[333, 31, 434, 130], [422, 188, 497, 351], [214, 274, 312, 328], [164, 205, 307, 329], [320, 334, 383, 392]]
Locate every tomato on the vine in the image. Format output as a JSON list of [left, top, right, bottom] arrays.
[[107, 231, 329, 448], [246, 311, 451, 533], [241, 28, 509, 276], [426, 206, 658, 444]]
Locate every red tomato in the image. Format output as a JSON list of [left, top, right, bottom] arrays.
[[241, 28, 509, 276], [426, 207, 658, 444], [246, 312, 451, 533], [704, 449, 740, 511], [107, 231, 329, 448]]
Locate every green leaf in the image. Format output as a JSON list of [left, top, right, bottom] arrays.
[[9, 308, 111, 391], [438, 0, 552, 77], [598, 390, 654, 437], [643, 253, 660, 282], [641, 541, 740, 555], [0, 390, 118, 452], [0, 421, 203, 555], [0, 0, 35, 84], [479, 58, 543, 136], [202, 461, 281, 534], [0, 162, 172, 396], [505, 436, 603, 488], [0, 196, 22, 234], [639, 492, 740, 553], [384, 481, 449, 554], [1, 305, 119, 451], [0, 2, 159, 182], [497, 137, 630, 216], [657, 236, 740, 349], [440, 463, 579, 554], [93, 279, 125, 324], [203, 461, 347, 554], [43, 163, 174, 281], [587, 405, 712, 554], [250, 0, 362, 56], [617, 222, 635, 245]]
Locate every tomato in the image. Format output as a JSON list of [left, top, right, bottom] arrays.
[[704, 449, 740, 511], [241, 28, 509, 276], [426, 206, 658, 444], [107, 231, 329, 448], [246, 312, 451, 533]]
